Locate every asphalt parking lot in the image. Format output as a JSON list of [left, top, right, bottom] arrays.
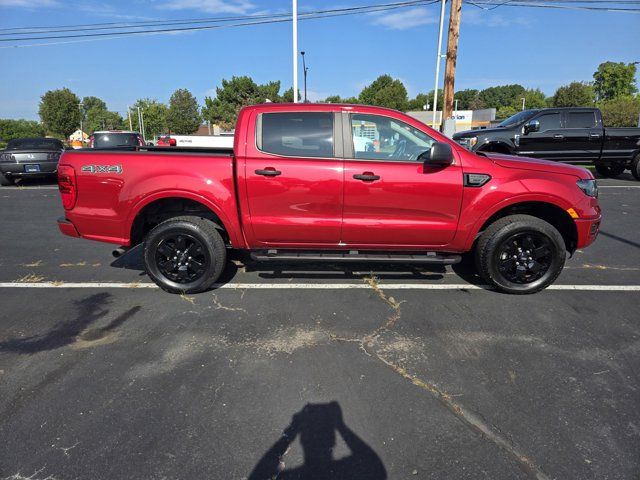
[[0, 174, 639, 480]]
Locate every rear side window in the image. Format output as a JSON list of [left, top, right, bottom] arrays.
[[536, 113, 561, 131], [566, 111, 596, 128], [259, 112, 334, 158], [92, 133, 139, 148]]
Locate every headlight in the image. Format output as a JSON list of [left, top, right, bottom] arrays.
[[577, 179, 598, 198], [456, 136, 477, 149]]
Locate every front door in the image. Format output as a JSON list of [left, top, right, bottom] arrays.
[[342, 113, 463, 247], [517, 111, 565, 161], [243, 111, 343, 246]]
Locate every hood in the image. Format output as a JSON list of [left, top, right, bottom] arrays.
[[452, 127, 507, 139], [481, 152, 593, 179]]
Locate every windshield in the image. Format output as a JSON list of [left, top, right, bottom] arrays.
[[6, 138, 63, 150], [93, 133, 139, 148], [497, 110, 538, 128]]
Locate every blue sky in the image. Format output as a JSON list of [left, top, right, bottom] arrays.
[[0, 0, 638, 120]]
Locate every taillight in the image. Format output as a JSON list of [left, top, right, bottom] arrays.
[[47, 152, 61, 161], [0, 153, 14, 162], [58, 164, 77, 210]]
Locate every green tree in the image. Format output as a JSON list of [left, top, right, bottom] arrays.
[[519, 88, 547, 109], [166, 88, 201, 134], [454, 89, 480, 110], [496, 105, 519, 119], [358, 75, 408, 111], [81, 96, 107, 116], [38, 88, 81, 138], [552, 82, 595, 107], [281, 87, 301, 103], [202, 76, 283, 130], [593, 62, 638, 101], [0, 119, 45, 147], [407, 93, 431, 111], [599, 96, 640, 127], [85, 109, 124, 132], [477, 84, 526, 109], [130, 99, 169, 138]]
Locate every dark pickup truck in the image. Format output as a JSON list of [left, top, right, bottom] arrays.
[[452, 107, 640, 179]]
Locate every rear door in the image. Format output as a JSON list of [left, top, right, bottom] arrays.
[[561, 110, 603, 163], [517, 111, 565, 160], [341, 112, 463, 247], [242, 110, 344, 246]]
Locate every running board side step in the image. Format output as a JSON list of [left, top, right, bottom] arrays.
[[250, 250, 462, 264]]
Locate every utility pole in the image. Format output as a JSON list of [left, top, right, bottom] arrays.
[[292, 0, 299, 103], [432, 0, 447, 128], [442, 0, 462, 131], [301, 51, 309, 103]]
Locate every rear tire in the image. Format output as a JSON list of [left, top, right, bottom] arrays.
[[595, 163, 625, 178], [475, 214, 566, 294], [143, 215, 227, 294], [0, 172, 14, 186], [631, 154, 640, 181]]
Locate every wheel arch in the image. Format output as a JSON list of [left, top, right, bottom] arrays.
[[471, 200, 578, 254], [128, 192, 237, 247]]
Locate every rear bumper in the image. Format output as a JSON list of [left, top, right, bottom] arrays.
[[0, 161, 58, 177], [57, 216, 80, 238], [575, 216, 601, 249]]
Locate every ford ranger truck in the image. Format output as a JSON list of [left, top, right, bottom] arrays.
[[56, 103, 601, 294], [452, 107, 640, 180]]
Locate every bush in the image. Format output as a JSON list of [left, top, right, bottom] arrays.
[[599, 96, 640, 127]]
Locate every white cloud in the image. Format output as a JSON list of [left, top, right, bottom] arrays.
[[370, 7, 437, 30], [156, 0, 256, 14], [0, 0, 58, 7]]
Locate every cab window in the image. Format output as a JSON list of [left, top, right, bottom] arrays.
[[535, 113, 561, 131], [259, 112, 334, 158], [566, 111, 596, 128], [351, 114, 435, 161]]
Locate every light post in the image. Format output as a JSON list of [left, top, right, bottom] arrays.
[[454, 99, 459, 116], [300, 51, 309, 103], [78, 103, 84, 144], [431, 0, 447, 128], [521, 97, 526, 111], [292, 0, 298, 103]]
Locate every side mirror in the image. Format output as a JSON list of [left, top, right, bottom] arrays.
[[524, 119, 540, 134], [419, 142, 454, 167]]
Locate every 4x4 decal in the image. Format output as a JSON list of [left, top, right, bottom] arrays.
[[81, 165, 123, 174]]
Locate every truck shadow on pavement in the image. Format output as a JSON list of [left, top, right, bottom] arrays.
[[248, 401, 386, 480], [0, 293, 140, 354]]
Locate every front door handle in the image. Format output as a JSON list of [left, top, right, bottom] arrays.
[[553, 134, 564, 140], [255, 168, 281, 177], [589, 133, 601, 139], [353, 173, 380, 182]]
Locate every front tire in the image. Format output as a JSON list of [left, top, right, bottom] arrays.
[[631, 154, 640, 181], [143, 215, 227, 294], [475, 214, 566, 294], [595, 163, 625, 178]]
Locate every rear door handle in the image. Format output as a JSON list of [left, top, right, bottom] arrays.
[[553, 134, 564, 140], [353, 173, 380, 182], [589, 133, 601, 139], [255, 168, 281, 177]]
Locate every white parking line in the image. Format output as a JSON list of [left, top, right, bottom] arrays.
[[598, 185, 640, 188], [0, 282, 639, 291]]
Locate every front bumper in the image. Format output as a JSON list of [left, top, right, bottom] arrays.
[[0, 161, 58, 177], [575, 216, 601, 249], [57, 217, 80, 238]]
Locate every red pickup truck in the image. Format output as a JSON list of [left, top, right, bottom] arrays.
[[57, 103, 601, 294]]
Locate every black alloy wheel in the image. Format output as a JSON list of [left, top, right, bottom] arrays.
[[495, 232, 552, 284], [155, 233, 209, 284]]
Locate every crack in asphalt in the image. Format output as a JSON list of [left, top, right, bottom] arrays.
[[345, 275, 551, 480]]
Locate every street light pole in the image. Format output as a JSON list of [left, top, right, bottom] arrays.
[[432, 0, 447, 128], [521, 97, 526, 111], [301, 51, 309, 103], [127, 106, 133, 131], [292, 0, 298, 103], [78, 103, 84, 144]]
